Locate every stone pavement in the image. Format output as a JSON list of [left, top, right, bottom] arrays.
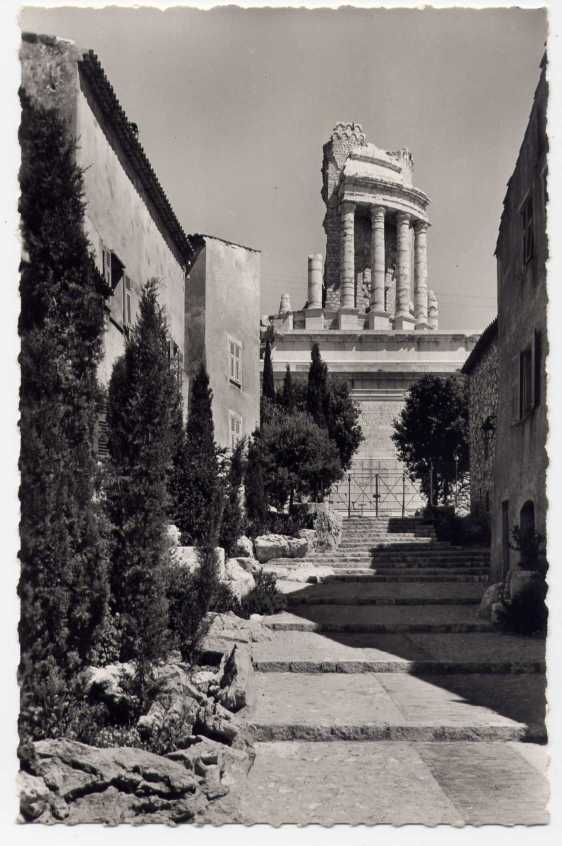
[[237, 517, 549, 825]]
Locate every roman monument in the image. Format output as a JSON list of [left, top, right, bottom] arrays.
[[269, 122, 480, 514]]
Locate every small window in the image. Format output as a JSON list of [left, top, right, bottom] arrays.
[[228, 337, 242, 386], [123, 275, 133, 329], [228, 411, 243, 449], [168, 339, 184, 389], [519, 346, 533, 418], [521, 195, 534, 266], [102, 246, 112, 289]]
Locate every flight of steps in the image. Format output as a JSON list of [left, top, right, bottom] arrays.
[[239, 515, 548, 824]]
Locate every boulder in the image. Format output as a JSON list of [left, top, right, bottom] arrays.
[[478, 582, 505, 620], [224, 558, 256, 600], [137, 659, 207, 745], [232, 535, 254, 558], [216, 644, 254, 713], [195, 700, 242, 746], [18, 771, 52, 821], [254, 534, 289, 563], [262, 562, 334, 583], [83, 661, 137, 718], [166, 523, 182, 548], [26, 739, 204, 824], [286, 537, 309, 558], [228, 556, 261, 576], [199, 612, 271, 661], [174, 546, 226, 580]]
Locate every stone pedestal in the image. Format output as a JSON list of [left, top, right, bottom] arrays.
[[305, 307, 324, 330], [368, 310, 391, 330], [393, 313, 416, 331], [338, 308, 362, 330]]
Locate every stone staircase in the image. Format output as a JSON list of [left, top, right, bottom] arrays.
[[237, 515, 548, 825]]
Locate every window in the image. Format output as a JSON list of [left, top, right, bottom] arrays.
[[228, 337, 242, 386], [521, 195, 534, 266], [123, 275, 133, 329], [168, 339, 184, 389], [228, 411, 243, 449], [502, 500, 510, 576], [519, 346, 533, 418], [102, 245, 113, 289]]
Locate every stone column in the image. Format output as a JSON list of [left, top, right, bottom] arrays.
[[368, 205, 390, 329], [414, 220, 429, 330], [340, 201, 356, 309], [428, 289, 439, 330], [305, 253, 324, 330], [394, 211, 414, 330], [307, 254, 323, 308]]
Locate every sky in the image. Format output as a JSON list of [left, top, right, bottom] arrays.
[[19, 4, 547, 330]]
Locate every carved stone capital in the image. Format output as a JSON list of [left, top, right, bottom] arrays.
[[370, 205, 386, 223], [414, 219, 429, 234]]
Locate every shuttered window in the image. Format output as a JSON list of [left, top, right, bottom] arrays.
[[521, 195, 534, 266], [229, 411, 243, 449], [520, 347, 533, 418], [534, 329, 542, 407], [228, 337, 242, 386]]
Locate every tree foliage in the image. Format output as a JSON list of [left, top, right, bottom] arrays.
[[18, 91, 110, 721], [105, 281, 177, 666], [306, 342, 329, 428], [392, 374, 469, 505], [326, 380, 364, 471], [219, 438, 247, 556], [262, 338, 276, 403], [245, 431, 269, 536], [260, 411, 342, 509], [174, 364, 223, 547]]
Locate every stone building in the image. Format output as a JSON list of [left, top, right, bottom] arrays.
[[488, 55, 548, 580], [270, 123, 480, 513], [20, 33, 261, 450], [20, 33, 195, 399], [461, 318, 498, 516], [186, 235, 261, 449]]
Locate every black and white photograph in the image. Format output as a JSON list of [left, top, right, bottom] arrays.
[[1, 0, 560, 833]]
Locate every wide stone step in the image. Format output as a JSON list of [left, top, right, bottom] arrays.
[[249, 673, 546, 743], [281, 581, 485, 605], [263, 605, 492, 634], [252, 630, 546, 675], [320, 573, 489, 583], [233, 741, 548, 825]]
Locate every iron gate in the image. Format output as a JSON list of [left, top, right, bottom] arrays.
[[327, 459, 425, 517]]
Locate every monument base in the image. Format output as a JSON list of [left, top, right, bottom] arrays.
[[305, 307, 324, 330], [368, 310, 391, 330]]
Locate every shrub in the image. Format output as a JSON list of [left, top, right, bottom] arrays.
[[510, 526, 547, 575], [240, 571, 288, 618], [245, 432, 269, 537], [314, 509, 343, 550], [166, 565, 211, 661], [498, 578, 548, 636]]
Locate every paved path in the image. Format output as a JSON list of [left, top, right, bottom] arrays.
[[237, 518, 549, 825]]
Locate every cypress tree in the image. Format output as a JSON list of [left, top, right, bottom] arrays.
[[262, 338, 276, 403], [219, 438, 247, 556], [175, 364, 222, 546], [18, 91, 110, 717], [281, 364, 296, 412], [105, 280, 175, 666], [306, 342, 330, 428], [245, 431, 269, 536]]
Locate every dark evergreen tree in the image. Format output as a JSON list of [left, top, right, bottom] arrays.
[[219, 438, 247, 556], [105, 281, 176, 666], [245, 431, 269, 536], [175, 364, 222, 546], [306, 343, 330, 428], [326, 380, 364, 471], [262, 338, 276, 403], [280, 365, 296, 413], [392, 374, 469, 505], [18, 91, 110, 728]]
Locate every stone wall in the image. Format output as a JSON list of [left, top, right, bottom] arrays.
[[466, 336, 498, 515], [20, 34, 189, 406], [187, 237, 261, 449], [491, 57, 547, 580]]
